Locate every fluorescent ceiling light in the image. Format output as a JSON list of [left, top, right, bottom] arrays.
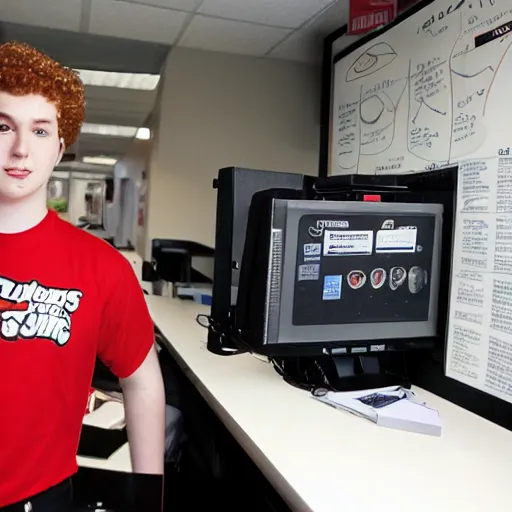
[[82, 156, 118, 166], [75, 69, 160, 91], [81, 123, 138, 137], [136, 127, 151, 140]]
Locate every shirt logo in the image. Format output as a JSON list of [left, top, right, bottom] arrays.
[[0, 276, 83, 346]]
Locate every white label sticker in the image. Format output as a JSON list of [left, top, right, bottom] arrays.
[[376, 228, 417, 253], [323, 230, 373, 256], [298, 264, 320, 281], [304, 243, 321, 256]]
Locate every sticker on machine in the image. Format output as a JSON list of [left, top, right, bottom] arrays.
[[298, 264, 320, 281], [303, 243, 321, 262], [323, 275, 342, 300], [347, 270, 366, 289], [323, 230, 373, 256], [308, 220, 349, 237], [375, 227, 417, 253], [408, 266, 428, 294], [389, 267, 407, 290], [370, 268, 387, 289]]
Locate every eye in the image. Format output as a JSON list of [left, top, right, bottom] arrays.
[[0, 123, 12, 133], [34, 128, 48, 137]]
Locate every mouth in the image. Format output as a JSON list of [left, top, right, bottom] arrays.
[[4, 168, 31, 179]]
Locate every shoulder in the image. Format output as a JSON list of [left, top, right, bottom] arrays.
[[53, 216, 135, 279], [53, 216, 115, 255]]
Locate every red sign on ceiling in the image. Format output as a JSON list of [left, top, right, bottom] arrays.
[[348, 0, 398, 35]]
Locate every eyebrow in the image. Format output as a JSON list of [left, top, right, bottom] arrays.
[[0, 111, 56, 125], [33, 119, 55, 125]]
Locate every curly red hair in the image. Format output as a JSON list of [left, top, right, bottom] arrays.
[[0, 41, 85, 147]]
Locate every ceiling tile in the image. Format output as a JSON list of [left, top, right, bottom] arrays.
[[269, 0, 351, 63], [298, 0, 350, 40], [126, 0, 202, 11], [89, 0, 189, 44], [0, 0, 82, 32], [198, 0, 336, 29], [179, 15, 292, 56], [268, 31, 323, 65]]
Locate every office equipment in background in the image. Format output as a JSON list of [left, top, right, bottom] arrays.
[[207, 166, 451, 390], [149, 239, 214, 298], [328, 0, 511, 177], [235, 193, 443, 390], [208, 167, 313, 354], [313, 385, 442, 436], [84, 181, 106, 229], [237, 198, 442, 350]]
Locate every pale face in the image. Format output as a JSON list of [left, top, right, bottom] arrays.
[[0, 92, 64, 203]]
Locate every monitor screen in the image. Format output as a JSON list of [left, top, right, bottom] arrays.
[[262, 200, 443, 350], [293, 212, 435, 327]]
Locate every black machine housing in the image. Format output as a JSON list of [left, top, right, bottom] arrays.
[[207, 165, 512, 430], [207, 167, 454, 390], [208, 167, 314, 355]]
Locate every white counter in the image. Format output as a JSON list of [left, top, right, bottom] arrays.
[[77, 443, 132, 473], [146, 294, 512, 512]]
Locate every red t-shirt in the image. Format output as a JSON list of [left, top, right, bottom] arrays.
[[0, 210, 155, 506]]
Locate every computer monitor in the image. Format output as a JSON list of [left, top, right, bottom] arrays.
[[151, 239, 214, 284], [235, 195, 443, 357], [207, 167, 313, 355]]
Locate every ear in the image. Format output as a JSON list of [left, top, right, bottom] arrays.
[[55, 137, 65, 166]]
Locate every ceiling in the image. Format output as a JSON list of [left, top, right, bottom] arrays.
[[0, 0, 352, 171]]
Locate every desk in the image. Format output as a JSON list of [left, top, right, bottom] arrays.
[[146, 294, 512, 512]]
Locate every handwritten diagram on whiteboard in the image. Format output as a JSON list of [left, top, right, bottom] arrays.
[[330, 0, 512, 176]]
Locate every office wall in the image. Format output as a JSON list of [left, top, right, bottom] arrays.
[[145, 47, 321, 256]]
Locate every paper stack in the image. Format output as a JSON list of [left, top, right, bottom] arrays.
[[314, 385, 441, 436]]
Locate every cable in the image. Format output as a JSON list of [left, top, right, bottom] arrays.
[[195, 314, 334, 393], [269, 356, 333, 394], [195, 313, 247, 355]]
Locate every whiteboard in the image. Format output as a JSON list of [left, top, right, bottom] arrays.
[[329, 0, 512, 176]]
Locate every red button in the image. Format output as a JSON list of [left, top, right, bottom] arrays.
[[363, 194, 381, 202]]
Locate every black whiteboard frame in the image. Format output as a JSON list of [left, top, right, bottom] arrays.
[[318, 0, 434, 178], [318, 3, 512, 432]]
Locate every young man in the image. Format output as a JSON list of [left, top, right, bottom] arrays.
[[0, 42, 166, 510]]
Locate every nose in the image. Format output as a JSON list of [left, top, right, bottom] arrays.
[[12, 129, 29, 160]]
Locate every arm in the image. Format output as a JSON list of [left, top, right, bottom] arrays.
[[97, 255, 166, 475], [120, 344, 166, 475]]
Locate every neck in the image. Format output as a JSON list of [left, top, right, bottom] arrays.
[[0, 194, 48, 234]]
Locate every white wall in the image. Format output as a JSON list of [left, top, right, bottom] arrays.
[[144, 47, 321, 255]]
